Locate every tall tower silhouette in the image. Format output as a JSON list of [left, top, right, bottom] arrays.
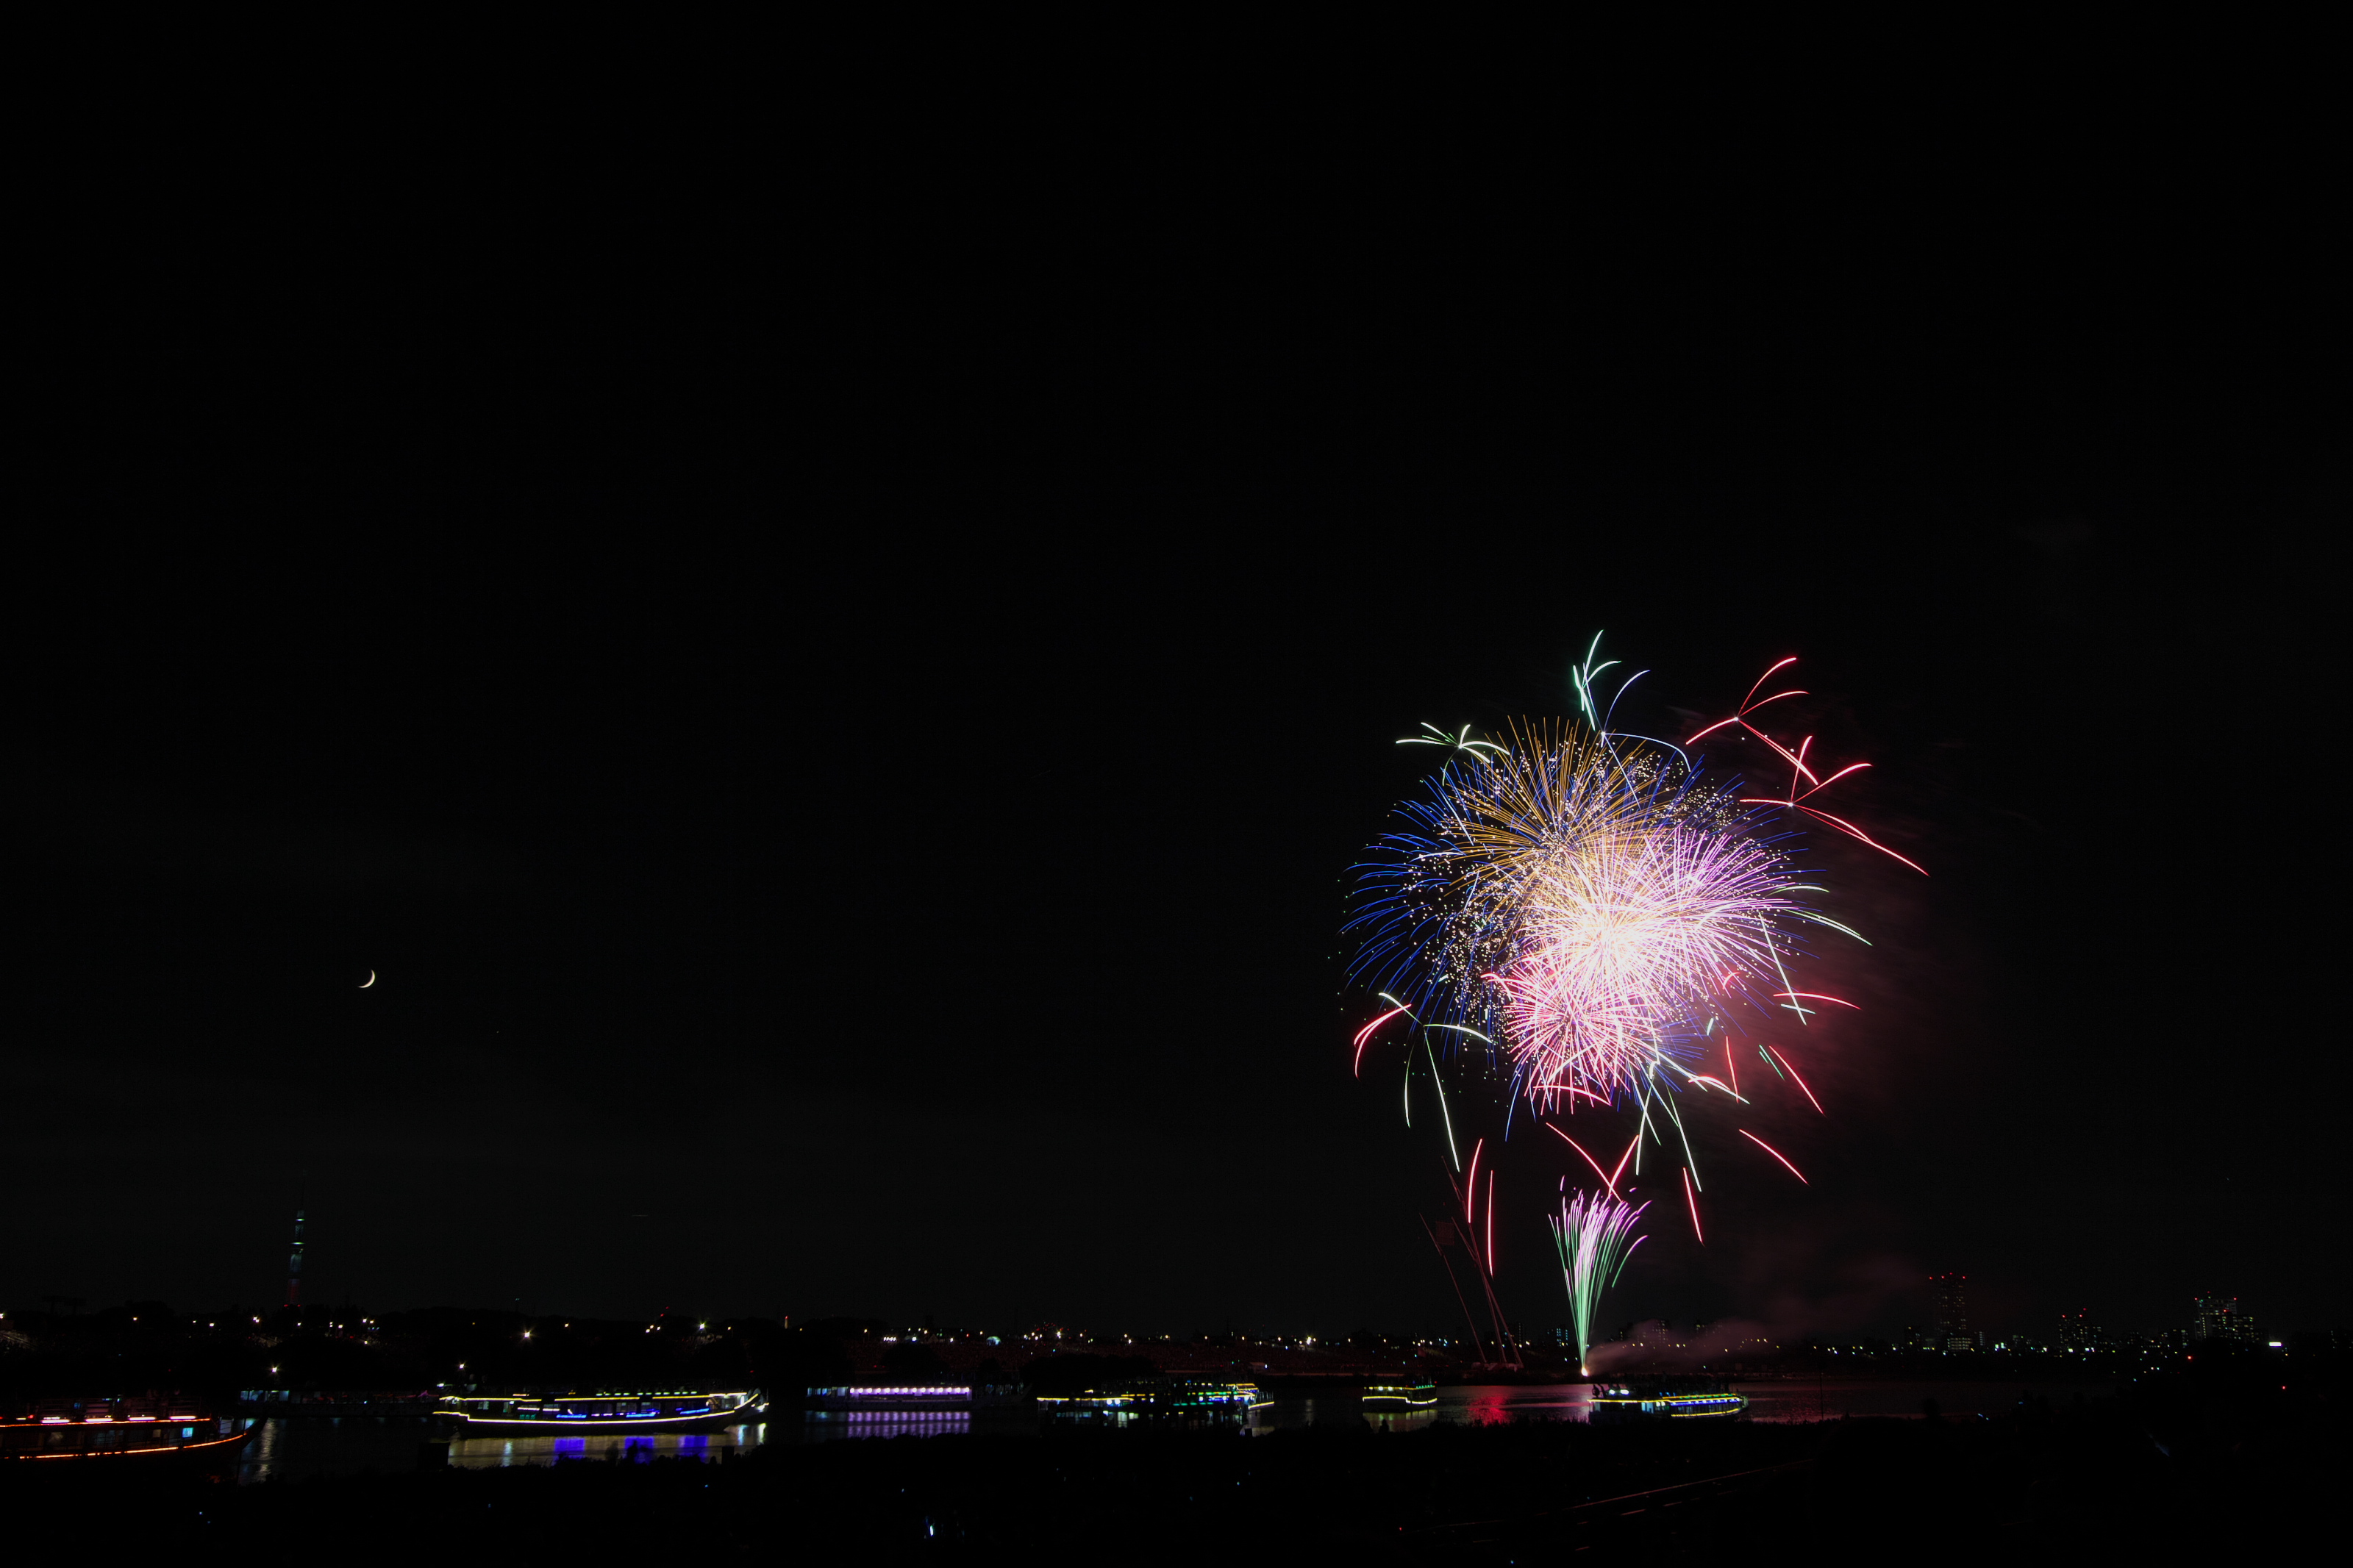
[[1930, 1272, 1968, 1349], [285, 1208, 306, 1307]]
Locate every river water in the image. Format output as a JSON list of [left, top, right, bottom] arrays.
[[235, 1379, 2115, 1483]]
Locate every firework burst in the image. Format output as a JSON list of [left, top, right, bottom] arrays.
[[1488, 816, 1799, 1104], [1346, 709, 1833, 1109], [1346, 641, 1917, 1344]]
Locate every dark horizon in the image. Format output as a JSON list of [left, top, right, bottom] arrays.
[[5, 102, 2342, 1350]]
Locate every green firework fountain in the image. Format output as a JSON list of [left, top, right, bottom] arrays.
[[1550, 1190, 1649, 1375]]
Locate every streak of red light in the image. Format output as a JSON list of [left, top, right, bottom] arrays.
[[1768, 1047, 1825, 1114], [1738, 1128, 1809, 1184], [1546, 1125, 1619, 1198]]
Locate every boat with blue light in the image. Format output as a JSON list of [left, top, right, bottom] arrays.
[[1587, 1377, 1747, 1422], [433, 1388, 765, 1438]]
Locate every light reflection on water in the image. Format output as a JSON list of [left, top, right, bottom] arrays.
[[1734, 1379, 2113, 1422], [235, 1418, 774, 1483], [237, 1417, 446, 1483], [1249, 1384, 1594, 1435], [237, 1379, 2116, 1481], [448, 1423, 765, 1469], [1246, 1381, 2113, 1431], [800, 1410, 973, 1442]]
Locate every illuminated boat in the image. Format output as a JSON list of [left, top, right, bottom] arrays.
[[1, 1397, 257, 1464], [1363, 1378, 1438, 1410], [804, 1384, 977, 1411], [433, 1388, 766, 1439], [1588, 1377, 1747, 1422], [1037, 1378, 1268, 1425]]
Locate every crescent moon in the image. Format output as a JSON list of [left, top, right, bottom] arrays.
[[360, 970, 376, 989]]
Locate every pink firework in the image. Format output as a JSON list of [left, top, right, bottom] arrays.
[[1485, 820, 1795, 1107]]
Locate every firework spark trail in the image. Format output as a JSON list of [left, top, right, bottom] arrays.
[[1769, 1046, 1826, 1114], [1352, 1005, 1410, 1075], [1691, 662, 1928, 876], [1551, 1190, 1649, 1374], [1427, 1042, 1462, 1169], [1660, 1086, 1702, 1189], [1607, 1134, 1638, 1192], [1546, 1124, 1620, 1198], [1738, 1128, 1809, 1184]]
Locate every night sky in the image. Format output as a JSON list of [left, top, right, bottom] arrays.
[[6, 101, 2341, 1347]]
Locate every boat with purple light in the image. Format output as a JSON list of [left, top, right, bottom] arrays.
[[804, 1383, 971, 1411]]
